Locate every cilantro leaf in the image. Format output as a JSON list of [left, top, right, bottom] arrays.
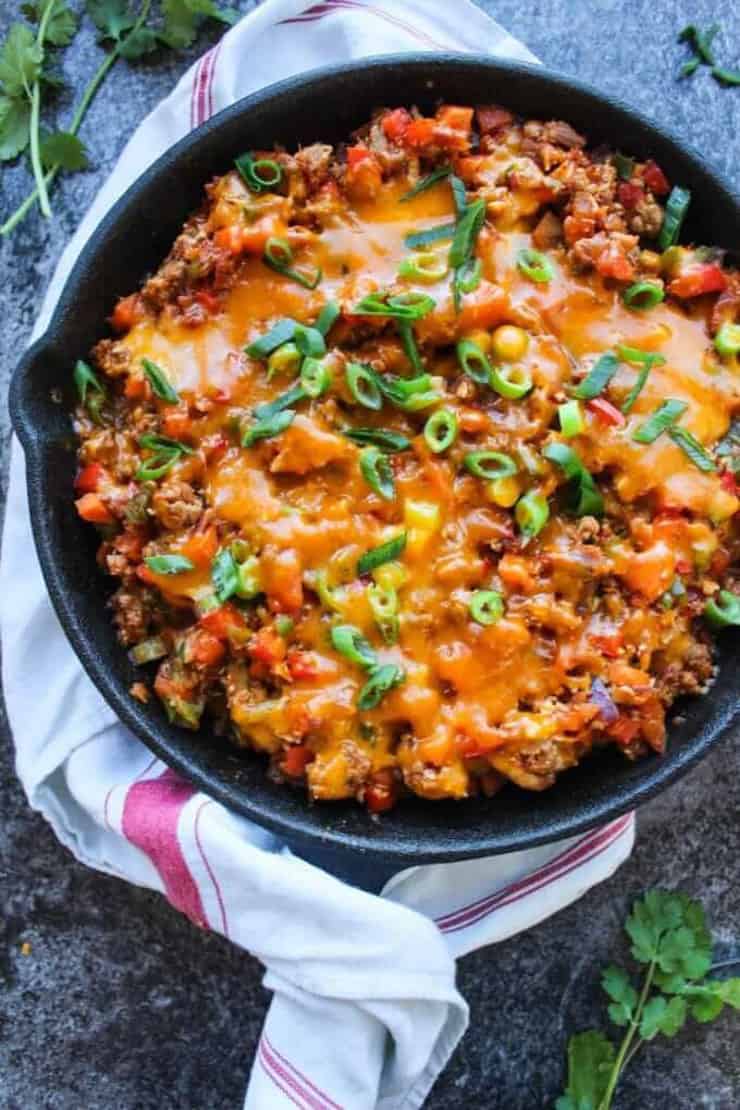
[[118, 25, 159, 59], [0, 94, 31, 160], [687, 978, 740, 1022], [556, 1030, 615, 1110], [639, 995, 687, 1040], [161, 0, 236, 49], [22, 1, 79, 47], [602, 965, 638, 1027], [40, 129, 88, 170], [0, 23, 43, 97], [85, 0, 136, 43], [625, 891, 712, 979]]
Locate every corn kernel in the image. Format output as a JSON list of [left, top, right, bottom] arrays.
[[406, 527, 433, 559], [708, 489, 739, 525], [492, 324, 529, 362], [485, 475, 521, 507], [464, 329, 492, 355], [373, 560, 408, 591], [639, 249, 662, 274], [267, 341, 301, 378], [404, 499, 441, 531]]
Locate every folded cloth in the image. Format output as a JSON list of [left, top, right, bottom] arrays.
[[0, 2, 635, 1106]]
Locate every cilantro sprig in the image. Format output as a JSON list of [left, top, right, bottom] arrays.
[[1, 0, 239, 236], [557, 891, 740, 1110]]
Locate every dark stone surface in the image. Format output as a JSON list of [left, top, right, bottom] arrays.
[[1, 2, 738, 1108]]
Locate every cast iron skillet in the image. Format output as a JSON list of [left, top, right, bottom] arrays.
[[10, 55, 740, 874]]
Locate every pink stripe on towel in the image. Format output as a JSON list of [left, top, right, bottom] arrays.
[[121, 769, 207, 927]]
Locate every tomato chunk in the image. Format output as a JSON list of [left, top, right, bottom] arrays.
[[282, 744, 315, 777], [642, 160, 670, 196], [588, 398, 626, 426], [74, 462, 107, 494], [381, 108, 411, 142], [75, 492, 113, 524], [668, 263, 728, 299]]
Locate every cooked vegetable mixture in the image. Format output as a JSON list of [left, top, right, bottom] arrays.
[[73, 103, 740, 812]]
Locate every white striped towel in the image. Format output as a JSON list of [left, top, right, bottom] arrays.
[[0, 2, 635, 1107]]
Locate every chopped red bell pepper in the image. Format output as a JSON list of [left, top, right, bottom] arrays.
[[668, 263, 728, 299], [643, 160, 670, 196], [248, 626, 286, 667], [617, 181, 645, 210], [607, 714, 641, 746], [588, 398, 626, 426], [346, 144, 371, 168], [286, 649, 319, 681], [381, 108, 411, 143], [720, 470, 738, 494], [364, 770, 396, 813], [74, 462, 107, 494], [403, 118, 437, 147], [200, 603, 248, 640], [281, 744, 315, 777], [75, 492, 113, 525]]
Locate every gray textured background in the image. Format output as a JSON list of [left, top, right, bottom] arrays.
[[1, 1, 739, 1107]]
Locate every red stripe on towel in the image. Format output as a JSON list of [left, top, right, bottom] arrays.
[[193, 800, 230, 938], [265, 1035, 344, 1110], [121, 769, 207, 927], [260, 1037, 325, 1110], [438, 814, 633, 933]]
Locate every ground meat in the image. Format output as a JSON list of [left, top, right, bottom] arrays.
[[295, 143, 333, 189], [656, 641, 716, 700], [111, 586, 151, 646], [92, 338, 132, 379], [626, 195, 663, 238], [151, 479, 203, 530]]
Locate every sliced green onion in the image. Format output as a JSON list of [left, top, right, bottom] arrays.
[[312, 569, 344, 612], [424, 408, 458, 453], [464, 451, 518, 480], [614, 153, 635, 181], [145, 554, 194, 575], [267, 341, 301, 379], [632, 399, 687, 444], [622, 282, 665, 310], [254, 384, 307, 420], [572, 352, 619, 400], [397, 320, 424, 374], [516, 247, 555, 284], [241, 408, 295, 446], [293, 323, 326, 358], [136, 433, 193, 481], [357, 663, 405, 710], [235, 555, 261, 599], [558, 400, 585, 437], [234, 152, 283, 193], [456, 338, 490, 384], [712, 66, 740, 86], [346, 363, 383, 410], [357, 532, 407, 576], [714, 323, 740, 357], [330, 624, 377, 668], [404, 222, 457, 249], [263, 236, 322, 290], [679, 23, 719, 65], [515, 490, 550, 538], [343, 427, 411, 452], [300, 357, 332, 398], [211, 548, 239, 602], [246, 318, 297, 359], [377, 372, 440, 412], [448, 199, 486, 270], [542, 442, 604, 517], [129, 636, 168, 665], [367, 583, 399, 645], [353, 290, 436, 321], [704, 589, 740, 628], [617, 346, 667, 413], [469, 589, 504, 626], [668, 426, 717, 472], [658, 186, 691, 251], [275, 615, 294, 637], [142, 358, 179, 404], [74, 360, 106, 422], [139, 433, 194, 455], [400, 165, 451, 201], [489, 363, 533, 400], [682, 56, 701, 77], [455, 257, 482, 295], [359, 446, 395, 500], [316, 300, 340, 336], [449, 173, 468, 214], [398, 252, 447, 284]]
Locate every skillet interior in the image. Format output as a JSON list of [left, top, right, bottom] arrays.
[[10, 55, 740, 868]]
